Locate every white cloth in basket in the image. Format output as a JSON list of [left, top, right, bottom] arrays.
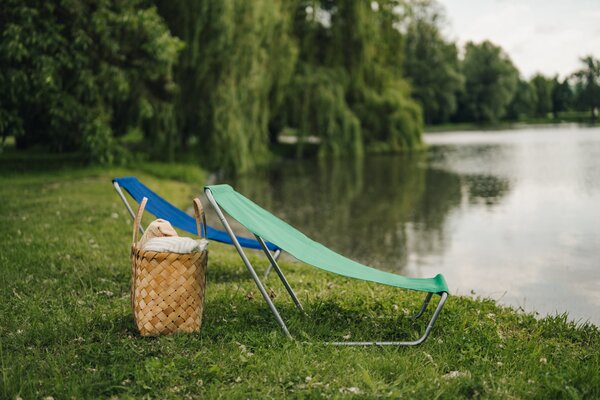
[[142, 237, 208, 254]]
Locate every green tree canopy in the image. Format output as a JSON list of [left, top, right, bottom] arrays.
[[276, 1, 423, 156], [572, 55, 600, 122], [530, 74, 553, 118], [155, 0, 424, 171], [506, 79, 537, 120], [0, 0, 182, 163], [9, 0, 596, 170], [455, 41, 519, 123], [155, 0, 297, 172], [403, 0, 463, 124], [551, 77, 573, 118]]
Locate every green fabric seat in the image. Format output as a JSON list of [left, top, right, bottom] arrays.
[[206, 184, 448, 294]]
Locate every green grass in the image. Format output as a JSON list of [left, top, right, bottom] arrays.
[[1, 157, 599, 399]]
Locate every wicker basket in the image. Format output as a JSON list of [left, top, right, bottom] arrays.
[[130, 197, 208, 336]]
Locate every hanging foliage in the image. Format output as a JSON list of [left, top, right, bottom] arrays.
[[277, 0, 423, 157], [277, 65, 362, 157], [156, 0, 298, 173], [3, 0, 427, 170]]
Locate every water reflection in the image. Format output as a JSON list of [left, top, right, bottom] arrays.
[[227, 153, 509, 271]]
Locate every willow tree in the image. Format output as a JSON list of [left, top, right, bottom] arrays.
[[157, 0, 423, 171], [156, 1, 297, 172], [331, 1, 423, 151], [275, 0, 423, 158]]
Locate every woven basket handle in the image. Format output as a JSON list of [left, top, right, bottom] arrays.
[[193, 198, 207, 239], [132, 197, 148, 247]]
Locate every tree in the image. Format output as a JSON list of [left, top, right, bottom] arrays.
[[551, 77, 573, 119], [572, 55, 600, 123], [403, 0, 464, 124], [156, 0, 424, 170], [329, 0, 423, 151], [272, 0, 363, 158], [0, 0, 182, 163], [455, 41, 519, 123], [506, 79, 537, 120], [155, 1, 297, 172], [276, 0, 423, 156], [530, 74, 553, 118]]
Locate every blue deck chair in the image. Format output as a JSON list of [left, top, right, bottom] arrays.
[[112, 176, 280, 255]]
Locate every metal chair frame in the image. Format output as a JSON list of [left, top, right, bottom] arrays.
[[113, 181, 281, 259], [204, 187, 448, 346]]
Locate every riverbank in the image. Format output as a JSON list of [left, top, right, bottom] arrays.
[[425, 113, 595, 133], [1, 158, 599, 398]]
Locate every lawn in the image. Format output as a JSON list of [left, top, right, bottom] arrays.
[[1, 157, 599, 399]]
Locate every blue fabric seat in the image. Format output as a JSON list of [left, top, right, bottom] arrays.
[[112, 176, 279, 251]]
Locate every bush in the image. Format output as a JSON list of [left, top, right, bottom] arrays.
[[0, 0, 183, 163]]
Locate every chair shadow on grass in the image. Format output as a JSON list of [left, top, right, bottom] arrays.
[[201, 262, 439, 344], [200, 296, 433, 344], [109, 300, 434, 345], [110, 268, 438, 344]]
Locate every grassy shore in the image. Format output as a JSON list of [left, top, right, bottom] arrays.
[[424, 113, 595, 133], [1, 158, 599, 399]]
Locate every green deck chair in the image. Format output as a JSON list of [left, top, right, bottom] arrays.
[[205, 184, 449, 346]]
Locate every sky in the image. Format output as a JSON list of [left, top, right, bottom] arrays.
[[440, 0, 600, 79]]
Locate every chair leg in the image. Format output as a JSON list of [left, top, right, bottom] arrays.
[[255, 235, 305, 314], [263, 249, 282, 279], [263, 249, 281, 280], [204, 189, 448, 346], [205, 189, 292, 338], [413, 292, 434, 320], [329, 292, 448, 346], [113, 182, 144, 234], [264, 265, 272, 280]]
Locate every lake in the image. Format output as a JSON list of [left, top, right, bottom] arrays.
[[223, 124, 600, 325]]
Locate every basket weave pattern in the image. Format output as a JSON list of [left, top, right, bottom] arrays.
[[131, 197, 208, 336]]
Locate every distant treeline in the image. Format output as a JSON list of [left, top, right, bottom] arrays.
[[1, 1, 599, 172], [403, 1, 600, 127]]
